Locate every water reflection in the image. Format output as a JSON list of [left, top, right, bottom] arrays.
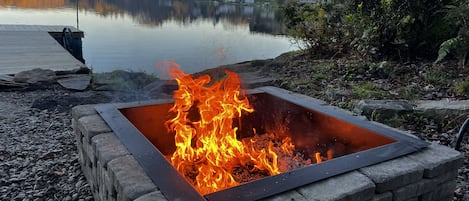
[[0, 0, 296, 74]]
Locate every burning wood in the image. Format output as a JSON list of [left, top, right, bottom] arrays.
[[160, 62, 322, 195]]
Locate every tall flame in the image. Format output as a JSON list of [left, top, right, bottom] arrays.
[[161, 62, 294, 195]]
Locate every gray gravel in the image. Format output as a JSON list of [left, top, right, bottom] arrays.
[[0, 87, 94, 201]]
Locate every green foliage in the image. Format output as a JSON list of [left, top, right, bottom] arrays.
[[311, 73, 328, 80], [353, 81, 387, 98], [454, 80, 469, 95], [282, 0, 464, 61], [436, 38, 460, 63], [397, 86, 420, 100], [283, 2, 353, 57], [435, 1, 469, 67], [349, 0, 455, 59]]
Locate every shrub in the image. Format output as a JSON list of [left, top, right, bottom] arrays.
[[435, 0, 469, 67], [282, 0, 461, 61], [348, 0, 455, 60], [283, 2, 354, 58], [454, 80, 469, 96]]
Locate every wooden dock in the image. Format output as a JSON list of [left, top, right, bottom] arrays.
[[0, 24, 86, 75]]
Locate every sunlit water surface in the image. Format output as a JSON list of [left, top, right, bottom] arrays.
[[0, 3, 296, 74]]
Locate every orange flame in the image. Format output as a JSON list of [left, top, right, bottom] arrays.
[[161, 62, 294, 195]]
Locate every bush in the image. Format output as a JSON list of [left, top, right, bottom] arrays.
[[435, 0, 469, 67], [283, 2, 354, 58], [282, 0, 462, 61], [349, 0, 457, 60]]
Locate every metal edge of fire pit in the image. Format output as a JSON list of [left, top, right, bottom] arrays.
[[205, 86, 430, 201], [95, 86, 430, 201], [95, 99, 207, 201]]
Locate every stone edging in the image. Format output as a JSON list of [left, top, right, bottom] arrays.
[[72, 90, 464, 201]]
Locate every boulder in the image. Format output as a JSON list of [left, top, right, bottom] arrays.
[[57, 74, 91, 91], [415, 100, 469, 117], [325, 89, 351, 101], [13, 68, 56, 84], [353, 100, 414, 119]]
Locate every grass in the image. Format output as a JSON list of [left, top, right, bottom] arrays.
[[352, 81, 387, 99], [454, 80, 469, 96]]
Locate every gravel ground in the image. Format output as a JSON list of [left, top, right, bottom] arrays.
[[0, 87, 94, 201]]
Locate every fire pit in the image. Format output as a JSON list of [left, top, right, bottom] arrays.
[[93, 84, 429, 201], [72, 71, 463, 201]]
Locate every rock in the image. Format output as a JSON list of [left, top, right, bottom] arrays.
[[0, 74, 14, 82], [415, 100, 469, 117], [57, 74, 91, 91], [353, 100, 414, 119], [92, 70, 158, 91], [31, 92, 112, 112], [325, 89, 351, 101], [13, 68, 56, 84], [142, 80, 176, 99], [0, 101, 26, 120], [0, 74, 28, 88], [237, 71, 277, 89]]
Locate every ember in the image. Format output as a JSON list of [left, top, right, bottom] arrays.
[[159, 62, 318, 195]]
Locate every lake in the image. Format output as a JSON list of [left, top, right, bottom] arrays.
[[0, 0, 297, 75]]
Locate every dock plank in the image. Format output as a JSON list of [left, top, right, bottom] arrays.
[[0, 29, 86, 75], [0, 24, 81, 33]]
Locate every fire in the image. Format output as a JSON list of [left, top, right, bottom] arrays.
[[161, 62, 295, 195]]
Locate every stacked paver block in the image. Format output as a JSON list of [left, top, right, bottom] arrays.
[[72, 98, 463, 201], [72, 105, 162, 201]]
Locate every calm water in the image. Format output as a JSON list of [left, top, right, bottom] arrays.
[[0, 0, 297, 74]]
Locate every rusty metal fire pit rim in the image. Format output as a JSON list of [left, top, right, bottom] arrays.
[[204, 140, 421, 201], [256, 86, 429, 147], [96, 103, 206, 201], [95, 86, 429, 201]]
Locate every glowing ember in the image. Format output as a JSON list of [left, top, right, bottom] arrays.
[[159, 62, 298, 195]]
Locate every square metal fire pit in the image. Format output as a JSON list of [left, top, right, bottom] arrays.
[[95, 86, 429, 201]]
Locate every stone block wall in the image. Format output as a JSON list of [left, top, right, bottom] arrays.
[[72, 100, 463, 201]]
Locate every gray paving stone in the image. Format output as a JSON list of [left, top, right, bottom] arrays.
[[403, 197, 418, 201], [77, 114, 112, 141], [297, 171, 375, 201], [407, 142, 464, 178], [91, 133, 130, 167], [108, 155, 157, 201], [359, 157, 424, 193], [371, 192, 392, 201], [134, 191, 167, 201], [431, 170, 458, 186], [260, 190, 307, 201], [392, 179, 434, 201], [415, 100, 469, 116], [419, 180, 456, 201], [353, 100, 413, 119], [83, 135, 96, 168], [436, 194, 453, 201], [72, 104, 98, 119]]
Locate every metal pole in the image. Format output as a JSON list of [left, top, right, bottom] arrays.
[[452, 117, 469, 151], [76, 0, 79, 29]]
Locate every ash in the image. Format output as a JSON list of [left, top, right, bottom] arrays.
[[234, 133, 312, 183]]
